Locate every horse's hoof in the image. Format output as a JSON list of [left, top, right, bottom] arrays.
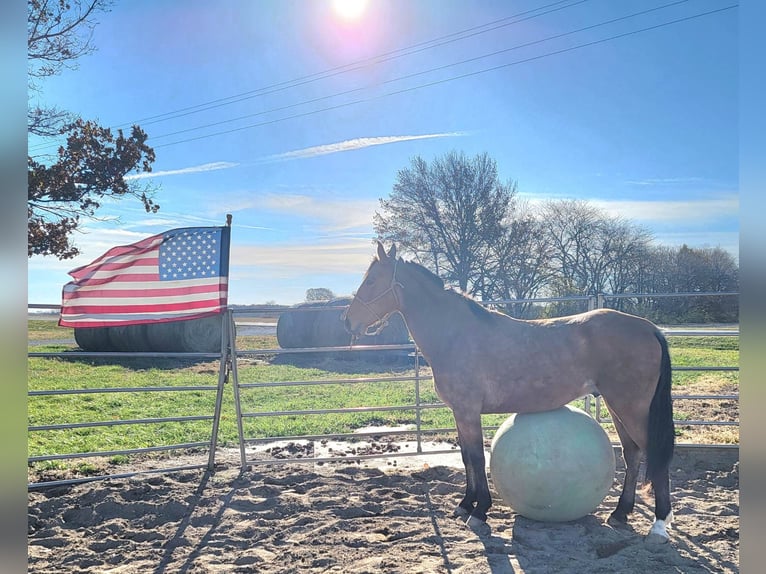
[[644, 531, 670, 545], [607, 513, 628, 528], [644, 517, 671, 545], [465, 515, 491, 537], [453, 506, 470, 520]]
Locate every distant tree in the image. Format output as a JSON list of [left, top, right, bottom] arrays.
[[306, 288, 335, 301], [476, 203, 555, 317], [534, 199, 654, 316], [673, 245, 739, 322], [28, 0, 158, 259], [538, 200, 652, 292], [374, 151, 517, 295]]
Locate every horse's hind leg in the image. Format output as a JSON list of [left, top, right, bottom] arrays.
[[608, 415, 642, 526], [454, 442, 476, 519], [454, 413, 492, 536]]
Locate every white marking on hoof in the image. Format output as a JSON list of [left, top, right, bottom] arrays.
[[465, 515, 491, 537], [645, 516, 671, 544]]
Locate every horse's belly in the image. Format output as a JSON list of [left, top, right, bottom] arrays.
[[481, 377, 596, 414]]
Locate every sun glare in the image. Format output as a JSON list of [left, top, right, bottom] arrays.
[[332, 0, 368, 21]]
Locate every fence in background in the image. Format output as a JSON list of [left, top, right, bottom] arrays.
[[27, 311, 234, 489], [28, 292, 739, 488]]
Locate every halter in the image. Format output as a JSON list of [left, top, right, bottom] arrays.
[[352, 257, 404, 338]]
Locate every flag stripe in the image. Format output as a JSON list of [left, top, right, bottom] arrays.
[[62, 282, 226, 302], [59, 226, 231, 329], [60, 309, 225, 327], [61, 297, 227, 315], [62, 273, 162, 287], [76, 256, 160, 274], [62, 277, 226, 294]]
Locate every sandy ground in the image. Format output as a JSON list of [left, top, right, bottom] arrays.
[[28, 445, 738, 573]]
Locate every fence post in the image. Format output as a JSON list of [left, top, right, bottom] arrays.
[[207, 310, 232, 470], [414, 346, 423, 453], [229, 313, 247, 469]]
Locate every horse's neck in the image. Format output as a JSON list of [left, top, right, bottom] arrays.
[[397, 265, 463, 355]]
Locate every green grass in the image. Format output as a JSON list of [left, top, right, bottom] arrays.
[[27, 320, 739, 474]]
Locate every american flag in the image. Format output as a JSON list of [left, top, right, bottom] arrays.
[[59, 226, 231, 328]]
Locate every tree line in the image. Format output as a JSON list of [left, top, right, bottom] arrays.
[[374, 151, 738, 324]]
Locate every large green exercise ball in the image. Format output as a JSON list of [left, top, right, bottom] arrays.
[[489, 405, 616, 522]]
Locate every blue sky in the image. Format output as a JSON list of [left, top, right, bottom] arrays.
[[27, 0, 739, 306]]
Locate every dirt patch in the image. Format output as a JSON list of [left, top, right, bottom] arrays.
[[28, 446, 738, 573]]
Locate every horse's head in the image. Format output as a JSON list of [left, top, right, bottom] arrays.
[[343, 241, 402, 341]]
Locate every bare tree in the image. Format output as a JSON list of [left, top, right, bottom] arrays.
[[374, 151, 517, 295], [537, 199, 654, 315], [476, 203, 555, 317], [538, 199, 604, 297]]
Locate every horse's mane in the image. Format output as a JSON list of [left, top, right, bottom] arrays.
[[401, 259, 496, 321]]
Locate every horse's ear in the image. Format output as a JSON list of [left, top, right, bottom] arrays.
[[388, 244, 397, 260], [376, 241, 387, 261]]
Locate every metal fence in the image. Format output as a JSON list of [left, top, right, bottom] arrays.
[[28, 293, 739, 488], [27, 312, 233, 489]]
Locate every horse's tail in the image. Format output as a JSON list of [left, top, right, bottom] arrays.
[[646, 330, 675, 485]]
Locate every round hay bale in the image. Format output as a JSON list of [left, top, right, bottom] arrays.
[[145, 320, 187, 353], [276, 302, 323, 349], [180, 314, 227, 353], [489, 405, 616, 523], [107, 324, 149, 352], [311, 297, 354, 347], [73, 327, 117, 352]]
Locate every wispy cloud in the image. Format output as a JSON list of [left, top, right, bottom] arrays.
[[263, 132, 466, 161], [231, 239, 375, 278], [124, 161, 239, 180], [260, 194, 378, 232], [588, 194, 738, 223], [624, 177, 705, 186]]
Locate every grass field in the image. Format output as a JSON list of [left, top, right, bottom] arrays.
[[27, 320, 739, 477]]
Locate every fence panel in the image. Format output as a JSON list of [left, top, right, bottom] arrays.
[[28, 293, 739, 487], [27, 312, 234, 489]]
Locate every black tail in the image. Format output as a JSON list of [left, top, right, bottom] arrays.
[[646, 331, 675, 484]]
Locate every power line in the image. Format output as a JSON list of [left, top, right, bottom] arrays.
[[28, 0, 590, 154], [119, 0, 590, 128], [152, 3, 735, 150], [146, 0, 693, 144]]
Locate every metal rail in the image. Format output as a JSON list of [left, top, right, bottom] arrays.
[[28, 298, 739, 485]]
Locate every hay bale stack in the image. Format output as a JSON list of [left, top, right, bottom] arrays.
[[108, 324, 148, 352], [74, 314, 228, 353], [276, 297, 410, 356], [311, 298, 356, 347], [276, 302, 327, 349], [144, 321, 187, 352], [73, 327, 117, 352], [179, 314, 226, 353]]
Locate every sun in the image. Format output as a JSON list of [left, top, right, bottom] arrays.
[[332, 0, 369, 21]]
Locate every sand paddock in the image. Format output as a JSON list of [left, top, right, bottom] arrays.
[[28, 445, 738, 573]]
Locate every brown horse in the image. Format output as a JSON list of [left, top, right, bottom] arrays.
[[343, 242, 675, 543]]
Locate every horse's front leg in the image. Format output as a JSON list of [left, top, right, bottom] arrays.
[[454, 412, 492, 536]]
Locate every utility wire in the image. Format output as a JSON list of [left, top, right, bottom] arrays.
[[146, 0, 694, 144], [119, 0, 589, 128], [153, 3, 735, 150], [28, 0, 590, 153]]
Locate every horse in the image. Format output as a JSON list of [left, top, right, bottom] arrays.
[[342, 242, 675, 543]]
